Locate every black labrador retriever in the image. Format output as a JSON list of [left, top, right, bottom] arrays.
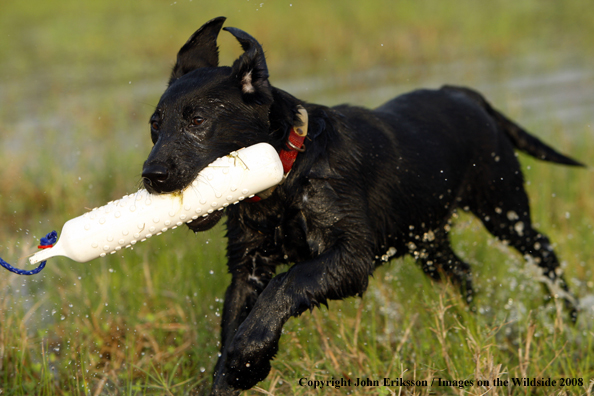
[[141, 17, 583, 395]]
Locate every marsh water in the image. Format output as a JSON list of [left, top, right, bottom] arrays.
[[281, 52, 594, 134], [2, 51, 593, 162]]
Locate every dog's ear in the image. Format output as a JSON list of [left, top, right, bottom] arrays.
[[224, 27, 272, 103], [169, 16, 226, 84]]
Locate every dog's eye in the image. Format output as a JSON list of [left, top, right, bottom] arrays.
[[191, 117, 204, 127], [151, 121, 159, 131]]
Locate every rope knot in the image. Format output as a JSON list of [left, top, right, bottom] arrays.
[[0, 230, 58, 276]]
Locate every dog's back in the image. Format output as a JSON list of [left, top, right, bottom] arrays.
[[344, 86, 580, 313]]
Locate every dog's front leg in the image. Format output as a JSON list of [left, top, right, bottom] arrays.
[[211, 268, 272, 395], [211, 276, 259, 396], [211, 225, 280, 395], [212, 242, 373, 393]]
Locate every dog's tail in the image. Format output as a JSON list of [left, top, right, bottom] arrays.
[[443, 85, 585, 167]]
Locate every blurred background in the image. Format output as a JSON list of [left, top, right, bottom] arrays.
[[1, 1, 593, 395]]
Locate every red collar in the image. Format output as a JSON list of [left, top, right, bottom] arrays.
[[279, 118, 307, 174], [247, 106, 308, 202]]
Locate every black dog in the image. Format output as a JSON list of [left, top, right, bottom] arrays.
[[141, 17, 583, 395]]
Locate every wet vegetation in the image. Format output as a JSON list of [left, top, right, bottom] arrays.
[[1, 0, 593, 395]]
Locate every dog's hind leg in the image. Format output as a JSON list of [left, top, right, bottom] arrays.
[[413, 228, 474, 304], [469, 154, 578, 321]]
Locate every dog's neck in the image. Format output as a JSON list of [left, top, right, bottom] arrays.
[[249, 104, 308, 202], [268, 87, 305, 147]]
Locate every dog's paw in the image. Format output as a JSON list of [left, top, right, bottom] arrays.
[[225, 356, 272, 390], [210, 375, 242, 396], [223, 327, 279, 390]]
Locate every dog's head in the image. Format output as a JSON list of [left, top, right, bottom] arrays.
[[142, 17, 276, 194]]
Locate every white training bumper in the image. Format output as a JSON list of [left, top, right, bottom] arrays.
[[29, 143, 283, 265]]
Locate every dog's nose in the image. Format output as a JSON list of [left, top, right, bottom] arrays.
[[142, 164, 170, 187]]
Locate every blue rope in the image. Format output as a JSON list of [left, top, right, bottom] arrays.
[[0, 231, 58, 276]]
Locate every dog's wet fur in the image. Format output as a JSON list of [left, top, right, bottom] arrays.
[[141, 17, 583, 395]]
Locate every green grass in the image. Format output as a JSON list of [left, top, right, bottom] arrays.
[[1, 1, 594, 395]]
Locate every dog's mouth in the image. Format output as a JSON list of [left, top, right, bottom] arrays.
[[141, 165, 199, 196], [140, 172, 224, 232], [142, 155, 222, 195], [142, 177, 181, 195]]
